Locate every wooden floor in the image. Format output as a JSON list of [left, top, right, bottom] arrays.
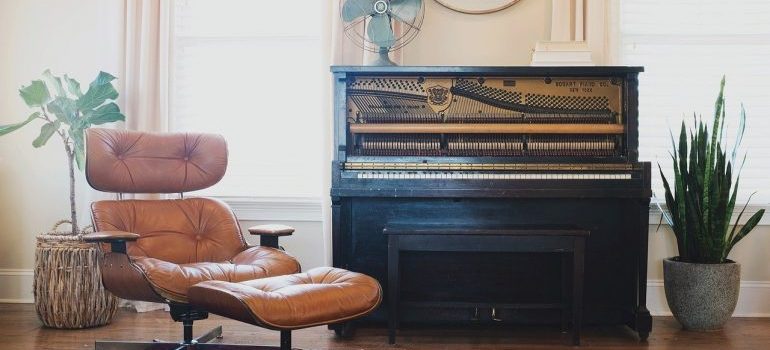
[[2, 304, 769, 350]]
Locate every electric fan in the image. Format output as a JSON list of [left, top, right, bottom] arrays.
[[341, 0, 424, 66]]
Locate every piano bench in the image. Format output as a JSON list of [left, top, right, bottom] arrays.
[[383, 224, 589, 346]]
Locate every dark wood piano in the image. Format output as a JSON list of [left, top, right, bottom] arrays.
[[330, 66, 652, 340]]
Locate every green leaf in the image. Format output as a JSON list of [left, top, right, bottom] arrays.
[[46, 97, 78, 124], [76, 71, 118, 111], [0, 112, 40, 136], [728, 209, 765, 254], [42, 69, 66, 97], [32, 121, 61, 148], [62, 74, 83, 98], [90, 71, 116, 86], [87, 102, 125, 125], [19, 80, 51, 107], [69, 128, 86, 170], [703, 77, 726, 228]]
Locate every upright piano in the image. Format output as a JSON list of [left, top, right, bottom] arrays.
[[330, 66, 651, 339]]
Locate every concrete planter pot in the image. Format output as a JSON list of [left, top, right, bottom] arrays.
[[663, 257, 740, 331]]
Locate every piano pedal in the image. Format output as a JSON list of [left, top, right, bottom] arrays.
[[491, 307, 503, 322]]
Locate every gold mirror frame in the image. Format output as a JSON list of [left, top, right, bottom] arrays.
[[434, 0, 522, 14]]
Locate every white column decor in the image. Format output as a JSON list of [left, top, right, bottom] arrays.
[[531, 0, 594, 66]]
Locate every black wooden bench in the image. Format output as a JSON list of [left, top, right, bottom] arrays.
[[384, 224, 589, 346]]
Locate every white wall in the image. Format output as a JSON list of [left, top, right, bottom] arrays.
[[240, 220, 326, 270], [1, 0, 768, 317], [401, 0, 551, 65], [0, 0, 125, 302]]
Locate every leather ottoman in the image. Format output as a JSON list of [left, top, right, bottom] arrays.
[[188, 266, 382, 349]]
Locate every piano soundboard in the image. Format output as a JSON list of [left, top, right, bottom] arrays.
[[345, 74, 629, 164]]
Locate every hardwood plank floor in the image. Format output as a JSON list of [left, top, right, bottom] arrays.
[[2, 304, 769, 349]]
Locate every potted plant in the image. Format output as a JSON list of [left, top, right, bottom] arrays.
[[0, 70, 126, 328], [659, 77, 765, 330]]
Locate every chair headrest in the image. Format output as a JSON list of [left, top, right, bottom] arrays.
[[86, 128, 228, 193]]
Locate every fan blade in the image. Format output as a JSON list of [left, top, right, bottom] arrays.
[[342, 0, 377, 22], [367, 14, 395, 48], [389, 0, 421, 22]]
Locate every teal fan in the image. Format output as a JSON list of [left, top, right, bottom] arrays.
[[341, 0, 424, 65]]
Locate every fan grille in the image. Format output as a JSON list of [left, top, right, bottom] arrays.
[[340, 0, 425, 54]]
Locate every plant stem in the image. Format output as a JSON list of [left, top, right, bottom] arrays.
[[63, 140, 78, 235], [40, 106, 79, 235]]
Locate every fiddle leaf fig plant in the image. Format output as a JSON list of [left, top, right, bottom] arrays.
[[0, 70, 125, 235], [659, 77, 765, 263]]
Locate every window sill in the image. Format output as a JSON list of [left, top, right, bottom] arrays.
[[650, 203, 770, 226], [208, 197, 769, 226], [213, 196, 323, 222]]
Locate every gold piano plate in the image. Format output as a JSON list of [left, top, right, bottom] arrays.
[[346, 75, 627, 158], [349, 123, 625, 134], [347, 76, 622, 124]]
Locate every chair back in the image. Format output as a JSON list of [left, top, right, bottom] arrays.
[[86, 128, 227, 194], [86, 129, 246, 263]]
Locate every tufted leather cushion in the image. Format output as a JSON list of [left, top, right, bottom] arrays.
[[85, 128, 227, 193], [131, 247, 301, 302], [91, 198, 246, 264], [188, 267, 382, 330]]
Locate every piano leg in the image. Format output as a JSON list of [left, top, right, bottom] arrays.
[[560, 254, 570, 332], [388, 235, 400, 345], [629, 197, 653, 341], [634, 307, 652, 341], [331, 322, 356, 338]]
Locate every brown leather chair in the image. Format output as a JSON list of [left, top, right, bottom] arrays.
[[82, 128, 302, 349]]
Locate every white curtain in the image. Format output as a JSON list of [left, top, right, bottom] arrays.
[[124, 0, 173, 133], [119, 0, 173, 312]]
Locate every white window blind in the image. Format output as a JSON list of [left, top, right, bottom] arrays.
[[171, 0, 323, 199], [620, 0, 770, 205]]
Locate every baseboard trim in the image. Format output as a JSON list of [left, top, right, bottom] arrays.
[[0, 269, 33, 304], [0, 298, 34, 303], [647, 279, 770, 317], [2, 270, 770, 318], [0, 269, 33, 276]]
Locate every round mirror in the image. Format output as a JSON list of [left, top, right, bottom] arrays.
[[434, 0, 521, 14]]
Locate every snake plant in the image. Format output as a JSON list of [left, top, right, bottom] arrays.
[[659, 77, 765, 263]]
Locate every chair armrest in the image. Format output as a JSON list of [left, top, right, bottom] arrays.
[[82, 231, 139, 254], [82, 231, 140, 243], [247, 224, 295, 236], [248, 224, 293, 249]]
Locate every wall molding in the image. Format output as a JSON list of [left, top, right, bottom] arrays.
[[647, 279, 770, 317], [217, 196, 323, 222]]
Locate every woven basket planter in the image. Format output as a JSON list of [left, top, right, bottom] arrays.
[[33, 220, 119, 329]]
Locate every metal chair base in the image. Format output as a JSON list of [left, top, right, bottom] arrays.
[[95, 327, 293, 350]]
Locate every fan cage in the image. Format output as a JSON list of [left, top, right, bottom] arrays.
[[340, 0, 425, 53]]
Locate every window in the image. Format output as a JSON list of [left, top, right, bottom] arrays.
[[620, 0, 770, 204], [171, 0, 323, 199]]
